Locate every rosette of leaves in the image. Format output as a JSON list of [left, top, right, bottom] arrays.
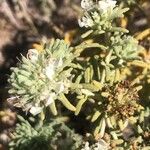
[[8, 39, 78, 116], [9, 116, 83, 150], [78, 0, 129, 38], [109, 33, 140, 61], [78, 34, 140, 86]]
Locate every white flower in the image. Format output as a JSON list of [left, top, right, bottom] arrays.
[[27, 49, 39, 62], [45, 92, 56, 106], [54, 58, 63, 68], [78, 19, 85, 28], [81, 140, 109, 150], [78, 16, 94, 28], [81, 0, 94, 10], [40, 90, 49, 101], [56, 82, 65, 93], [30, 105, 43, 116], [45, 63, 55, 80], [81, 142, 90, 150], [118, 58, 124, 65], [98, 0, 117, 13], [94, 139, 109, 150], [45, 58, 63, 80]]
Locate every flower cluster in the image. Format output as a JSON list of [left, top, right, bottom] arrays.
[[81, 140, 109, 150], [79, 0, 128, 37], [80, 0, 117, 12], [98, 0, 116, 13], [81, 0, 95, 10], [8, 39, 75, 115], [79, 0, 117, 28], [103, 81, 142, 119]]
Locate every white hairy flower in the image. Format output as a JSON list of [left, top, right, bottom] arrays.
[[78, 19, 85, 28], [30, 91, 58, 115], [53, 58, 63, 68], [81, 0, 94, 10], [78, 16, 94, 28], [81, 142, 90, 150], [56, 82, 65, 93], [45, 58, 63, 80], [45, 92, 56, 106], [27, 49, 39, 62], [98, 0, 117, 13], [30, 105, 43, 116], [93, 139, 109, 150], [45, 63, 55, 80], [81, 140, 109, 150]]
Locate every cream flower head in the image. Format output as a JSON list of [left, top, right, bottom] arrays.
[[98, 0, 117, 13], [81, 0, 94, 10], [27, 49, 39, 62]]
